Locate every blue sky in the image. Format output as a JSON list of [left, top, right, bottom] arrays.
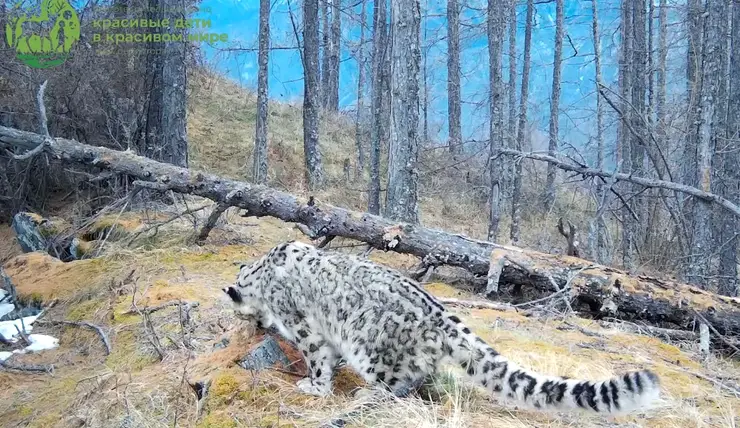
[[195, 0, 689, 163]]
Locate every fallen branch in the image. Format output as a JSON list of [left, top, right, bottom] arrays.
[[437, 297, 516, 312], [599, 319, 698, 342], [196, 202, 230, 244], [495, 148, 740, 219], [0, 359, 54, 374], [692, 309, 740, 356], [36, 319, 112, 355], [123, 300, 200, 316]]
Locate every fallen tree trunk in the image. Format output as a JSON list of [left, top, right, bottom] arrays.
[[2, 125, 739, 350]]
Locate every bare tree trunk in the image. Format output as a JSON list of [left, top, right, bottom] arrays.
[[688, 0, 726, 287], [447, 0, 462, 155], [543, 0, 564, 211], [618, 0, 634, 271], [628, 0, 648, 272], [143, 0, 188, 168], [422, 0, 429, 145], [718, 0, 740, 297], [588, 0, 607, 264], [321, 0, 330, 107], [656, 0, 667, 176], [684, 0, 703, 191], [368, 0, 388, 215], [385, 0, 421, 224], [506, 0, 517, 201], [354, 0, 367, 178], [303, 0, 325, 190], [487, 0, 505, 241], [327, 0, 341, 112], [511, 0, 534, 244], [253, 0, 270, 185]]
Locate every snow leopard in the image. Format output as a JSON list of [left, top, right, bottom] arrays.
[[223, 240, 660, 414]]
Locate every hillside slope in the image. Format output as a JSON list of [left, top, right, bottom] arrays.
[[0, 208, 738, 427]]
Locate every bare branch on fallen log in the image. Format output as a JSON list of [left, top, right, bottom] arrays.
[[196, 202, 230, 244], [36, 319, 112, 355], [692, 310, 740, 357], [123, 300, 200, 316], [1, 126, 738, 352], [599, 319, 698, 342], [495, 148, 740, 219], [437, 297, 516, 312], [0, 359, 54, 374]]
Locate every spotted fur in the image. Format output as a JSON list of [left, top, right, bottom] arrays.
[[223, 241, 660, 414]]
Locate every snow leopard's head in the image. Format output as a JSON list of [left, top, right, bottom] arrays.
[[223, 261, 264, 320]]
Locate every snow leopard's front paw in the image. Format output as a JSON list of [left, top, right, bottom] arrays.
[[296, 377, 331, 397]]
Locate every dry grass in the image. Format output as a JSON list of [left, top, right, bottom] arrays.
[[0, 207, 737, 428]]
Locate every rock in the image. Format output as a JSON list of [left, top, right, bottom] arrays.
[[238, 334, 292, 371], [212, 337, 230, 350], [11, 212, 48, 253]]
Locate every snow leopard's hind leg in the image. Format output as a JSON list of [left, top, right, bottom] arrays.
[[292, 325, 340, 397]]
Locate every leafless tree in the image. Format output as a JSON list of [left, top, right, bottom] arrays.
[[487, 0, 505, 241], [511, 0, 534, 244], [588, 0, 607, 264], [385, 0, 421, 223], [354, 0, 368, 178], [688, 0, 729, 287], [716, 0, 740, 297], [368, 0, 388, 215], [143, 0, 188, 168], [253, 0, 271, 185], [327, 0, 341, 111], [543, 0, 564, 211], [447, 0, 462, 155], [303, 0, 325, 190]]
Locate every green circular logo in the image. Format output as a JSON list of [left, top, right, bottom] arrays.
[[5, 0, 81, 69]]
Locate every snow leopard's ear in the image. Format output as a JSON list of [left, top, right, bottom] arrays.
[[239, 264, 248, 270]]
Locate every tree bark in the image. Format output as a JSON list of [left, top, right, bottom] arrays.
[[543, 0, 563, 211], [2, 125, 739, 349], [717, 0, 740, 297], [302, 0, 325, 190], [321, 0, 330, 107], [618, 0, 634, 271], [143, 0, 188, 168], [506, 0, 517, 202], [368, 0, 388, 215], [385, 0, 421, 224], [589, 0, 607, 265], [487, 0, 505, 241], [253, 0, 270, 185], [354, 0, 368, 178], [628, 0, 648, 271], [511, 0, 534, 244], [688, 0, 725, 287], [327, 0, 341, 112], [447, 0, 462, 155]]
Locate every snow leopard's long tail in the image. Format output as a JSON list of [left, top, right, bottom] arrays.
[[441, 315, 660, 415]]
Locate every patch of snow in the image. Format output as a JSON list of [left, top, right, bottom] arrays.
[[24, 334, 59, 352], [0, 351, 13, 362], [0, 303, 14, 319], [0, 288, 7, 301], [0, 315, 39, 343]]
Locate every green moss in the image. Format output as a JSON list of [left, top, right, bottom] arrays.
[[211, 373, 240, 400], [18, 405, 34, 417], [106, 329, 157, 371], [198, 412, 237, 428], [67, 299, 102, 321]]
